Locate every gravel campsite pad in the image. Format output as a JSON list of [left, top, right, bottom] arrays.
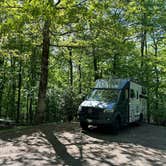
[[0, 122, 166, 166]]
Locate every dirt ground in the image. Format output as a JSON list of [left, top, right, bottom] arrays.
[[0, 122, 166, 166]]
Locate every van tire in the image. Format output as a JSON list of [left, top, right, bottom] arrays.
[[80, 122, 88, 130], [138, 113, 143, 125], [139, 113, 143, 122], [112, 117, 121, 134], [135, 113, 143, 126]]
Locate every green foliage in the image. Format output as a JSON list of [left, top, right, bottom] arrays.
[[151, 108, 166, 125], [46, 87, 83, 122], [0, 0, 166, 125]]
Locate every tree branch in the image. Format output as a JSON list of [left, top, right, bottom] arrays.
[[50, 29, 88, 36], [56, 0, 88, 10], [50, 44, 88, 48]]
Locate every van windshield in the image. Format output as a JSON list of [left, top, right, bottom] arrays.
[[88, 89, 119, 103]]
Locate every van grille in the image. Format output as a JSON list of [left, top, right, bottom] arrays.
[[81, 107, 103, 120]]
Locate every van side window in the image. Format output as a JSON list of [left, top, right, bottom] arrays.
[[130, 89, 135, 98]]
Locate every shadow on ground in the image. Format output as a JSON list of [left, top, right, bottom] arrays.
[[85, 123, 166, 150], [0, 123, 165, 166]]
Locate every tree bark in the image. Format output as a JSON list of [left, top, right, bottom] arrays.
[[0, 57, 4, 117], [153, 41, 159, 110], [113, 53, 117, 76], [16, 60, 22, 123], [9, 55, 16, 120], [78, 54, 82, 94], [0, 83, 4, 117], [26, 94, 29, 123], [29, 95, 33, 124], [35, 20, 50, 124], [93, 47, 98, 81], [140, 12, 147, 81], [68, 48, 73, 87]]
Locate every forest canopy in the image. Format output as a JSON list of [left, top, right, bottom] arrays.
[[0, 0, 166, 125]]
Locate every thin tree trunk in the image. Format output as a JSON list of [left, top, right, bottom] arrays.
[[29, 94, 33, 124], [140, 30, 145, 68], [113, 53, 117, 76], [67, 47, 73, 122], [144, 32, 150, 123], [154, 42, 159, 110], [140, 12, 147, 81], [29, 47, 38, 124], [16, 60, 22, 123], [0, 84, 4, 117], [78, 55, 82, 94], [147, 89, 150, 123], [68, 48, 73, 87], [140, 11, 150, 123], [93, 47, 98, 81], [36, 20, 50, 124], [9, 55, 16, 120], [0, 57, 4, 117], [26, 94, 29, 123]]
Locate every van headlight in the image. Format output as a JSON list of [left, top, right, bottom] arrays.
[[104, 109, 114, 113]]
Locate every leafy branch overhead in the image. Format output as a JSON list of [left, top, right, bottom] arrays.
[[0, 0, 166, 124]]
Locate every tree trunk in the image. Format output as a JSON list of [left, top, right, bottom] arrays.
[[68, 48, 73, 87], [154, 42, 159, 110], [0, 84, 4, 117], [67, 47, 73, 122], [140, 12, 147, 82], [78, 54, 82, 94], [36, 20, 50, 124], [112, 53, 117, 76], [16, 60, 22, 123], [9, 55, 16, 120], [29, 47, 38, 124], [29, 95, 33, 124], [0, 57, 4, 117], [93, 47, 98, 81], [26, 94, 29, 123], [140, 30, 145, 68]]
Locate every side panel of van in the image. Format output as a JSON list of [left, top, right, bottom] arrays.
[[129, 82, 142, 123]]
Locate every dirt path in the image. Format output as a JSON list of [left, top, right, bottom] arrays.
[[0, 123, 166, 166]]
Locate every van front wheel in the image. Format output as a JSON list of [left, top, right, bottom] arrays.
[[80, 122, 88, 130], [138, 113, 143, 125], [139, 114, 143, 123], [135, 113, 143, 126], [112, 118, 121, 134]]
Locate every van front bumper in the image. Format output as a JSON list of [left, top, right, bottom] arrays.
[[80, 117, 114, 126]]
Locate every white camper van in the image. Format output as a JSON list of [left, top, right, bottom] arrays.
[[78, 78, 147, 131]]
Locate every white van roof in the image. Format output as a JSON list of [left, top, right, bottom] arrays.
[[95, 79, 129, 89]]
